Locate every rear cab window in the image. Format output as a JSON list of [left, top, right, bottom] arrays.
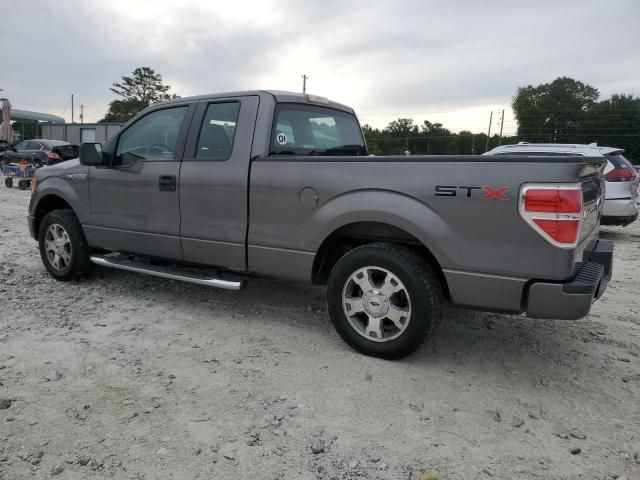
[[270, 103, 367, 156]]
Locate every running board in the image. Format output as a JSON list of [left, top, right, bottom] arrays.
[[89, 255, 246, 290]]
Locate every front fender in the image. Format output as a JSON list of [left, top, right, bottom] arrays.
[[29, 174, 89, 224]]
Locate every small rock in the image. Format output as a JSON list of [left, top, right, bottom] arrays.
[[45, 370, 63, 382], [85, 365, 94, 372], [0, 399, 14, 409], [569, 430, 586, 440], [77, 455, 91, 466], [349, 460, 358, 469], [156, 448, 169, 456], [511, 416, 525, 428], [221, 445, 236, 460], [482, 467, 495, 477], [379, 462, 388, 471], [51, 465, 64, 475], [570, 448, 581, 455], [310, 439, 325, 454]]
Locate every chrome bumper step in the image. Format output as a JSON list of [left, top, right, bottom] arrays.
[[89, 255, 246, 290]]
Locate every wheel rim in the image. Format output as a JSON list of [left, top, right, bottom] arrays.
[[342, 266, 412, 343], [44, 223, 72, 271]]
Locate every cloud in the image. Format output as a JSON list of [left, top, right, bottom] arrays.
[[3, 0, 639, 132]]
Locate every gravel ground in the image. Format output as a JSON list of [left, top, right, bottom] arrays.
[[0, 182, 639, 480]]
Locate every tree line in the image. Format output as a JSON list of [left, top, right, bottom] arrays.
[[98, 70, 640, 161], [364, 77, 640, 161]]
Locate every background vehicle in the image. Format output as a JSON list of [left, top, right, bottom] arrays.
[[485, 143, 639, 226], [27, 91, 613, 359], [0, 139, 78, 168]]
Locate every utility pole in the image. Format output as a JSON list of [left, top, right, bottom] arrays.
[[471, 134, 475, 154], [80, 104, 84, 124], [485, 111, 493, 153], [301, 75, 309, 94], [71, 94, 74, 123], [498, 109, 505, 145]]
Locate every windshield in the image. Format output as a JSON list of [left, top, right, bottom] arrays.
[[270, 103, 367, 156]]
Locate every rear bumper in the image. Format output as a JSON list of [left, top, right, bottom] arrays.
[[601, 212, 638, 226], [602, 197, 638, 218], [526, 239, 613, 320]]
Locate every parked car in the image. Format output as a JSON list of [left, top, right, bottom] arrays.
[[485, 143, 639, 226], [27, 91, 613, 359], [0, 139, 79, 169]]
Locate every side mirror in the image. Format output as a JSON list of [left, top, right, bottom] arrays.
[[79, 143, 105, 166]]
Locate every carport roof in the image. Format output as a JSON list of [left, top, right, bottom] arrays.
[[11, 109, 65, 123]]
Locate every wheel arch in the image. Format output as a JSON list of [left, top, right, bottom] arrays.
[[311, 221, 450, 299], [32, 194, 75, 239]]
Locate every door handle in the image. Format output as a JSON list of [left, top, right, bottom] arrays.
[[158, 175, 176, 192]]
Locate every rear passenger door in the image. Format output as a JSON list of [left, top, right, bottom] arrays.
[[179, 96, 259, 271]]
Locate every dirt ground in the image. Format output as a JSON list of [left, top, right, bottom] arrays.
[[0, 182, 639, 480]]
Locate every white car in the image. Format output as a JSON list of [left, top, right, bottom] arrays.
[[485, 143, 639, 226]]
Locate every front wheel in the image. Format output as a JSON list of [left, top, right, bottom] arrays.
[[38, 209, 92, 280], [5, 177, 13, 188], [327, 243, 443, 359]]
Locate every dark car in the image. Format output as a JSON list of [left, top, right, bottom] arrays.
[[0, 139, 79, 168]]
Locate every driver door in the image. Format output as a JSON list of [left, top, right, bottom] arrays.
[[85, 104, 194, 261]]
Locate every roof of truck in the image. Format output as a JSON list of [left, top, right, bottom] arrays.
[[158, 90, 355, 113]]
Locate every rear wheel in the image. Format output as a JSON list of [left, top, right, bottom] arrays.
[[38, 209, 92, 280], [17, 179, 28, 190], [327, 243, 443, 359], [5, 177, 12, 188]]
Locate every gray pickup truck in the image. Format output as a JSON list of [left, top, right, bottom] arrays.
[[28, 90, 613, 358]]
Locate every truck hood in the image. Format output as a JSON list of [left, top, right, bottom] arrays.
[[35, 158, 87, 180]]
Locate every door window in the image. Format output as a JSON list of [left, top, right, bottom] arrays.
[[13, 140, 29, 150], [26, 141, 42, 150], [115, 106, 187, 165], [195, 102, 241, 160]]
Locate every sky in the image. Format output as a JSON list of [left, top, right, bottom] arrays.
[[2, 0, 639, 134]]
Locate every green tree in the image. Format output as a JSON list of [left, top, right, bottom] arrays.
[[512, 77, 599, 142], [99, 67, 177, 123], [99, 99, 148, 123], [583, 94, 640, 160]]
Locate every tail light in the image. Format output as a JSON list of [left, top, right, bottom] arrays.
[[519, 184, 583, 248], [44, 150, 60, 160], [605, 166, 637, 182]]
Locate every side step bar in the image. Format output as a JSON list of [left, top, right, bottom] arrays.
[[89, 255, 246, 291]]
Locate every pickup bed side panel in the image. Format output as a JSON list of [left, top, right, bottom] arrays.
[[248, 159, 595, 296]]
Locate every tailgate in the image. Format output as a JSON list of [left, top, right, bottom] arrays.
[[578, 156, 607, 243]]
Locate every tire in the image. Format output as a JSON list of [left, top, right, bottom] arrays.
[[4, 177, 12, 188], [327, 243, 443, 359], [17, 179, 27, 190], [38, 209, 92, 281]]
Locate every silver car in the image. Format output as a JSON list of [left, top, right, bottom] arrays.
[[485, 143, 639, 226]]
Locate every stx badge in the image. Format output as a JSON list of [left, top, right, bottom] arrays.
[[435, 185, 509, 200]]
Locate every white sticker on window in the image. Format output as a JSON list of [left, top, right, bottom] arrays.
[[276, 133, 288, 145]]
